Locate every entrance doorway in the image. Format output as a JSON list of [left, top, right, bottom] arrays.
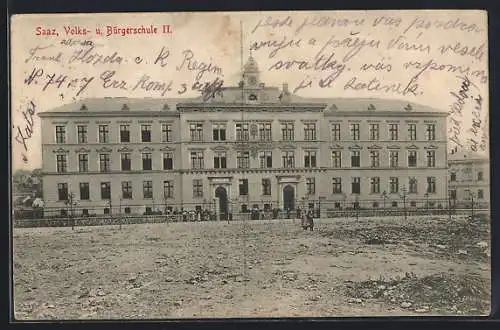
[[283, 185, 295, 211], [215, 186, 229, 220]]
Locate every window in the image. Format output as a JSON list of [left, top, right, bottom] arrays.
[[450, 172, 457, 182], [392, 201, 398, 207], [162, 123, 172, 142], [100, 182, 111, 200], [239, 179, 248, 196], [478, 189, 484, 199], [164, 181, 174, 199], [464, 189, 472, 200], [99, 154, 111, 172], [390, 177, 399, 194], [262, 179, 271, 196], [390, 151, 399, 168], [77, 125, 87, 143], [369, 123, 379, 140], [258, 123, 272, 141], [193, 179, 203, 198], [120, 125, 130, 143], [478, 171, 484, 181], [426, 124, 436, 141], [98, 125, 109, 143], [142, 153, 152, 170], [409, 177, 418, 194], [332, 151, 342, 168], [281, 122, 294, 141], [236, 123, 249, 141], [389, 124, 399, 140], [214, 152, 227, 169], [408, 124, 417, 140], [143, 180, 153, 199], [122, 181, 133, 199], [259, 151, 272, 168], [282, 151, 295, 168], [79, 182, 90, 200], [55, 126, 66, 144], [121, 153, 131, 171], [350, 123, 360, 140], [163, 152, 173, 170], [124, 207, 131, 214], [304, 123, 317, 141], [373, 202, 379, 208], [190, 123, 203, 141], [351, 150, 360, 167], [104, 208, 110, 215], [237, 151, 250, 169], [331, 123, 341, 141], [212, 123, 226, 141], [332, 177, 342, 194], [370, 177, 380, 194], [78, 154, 88, 172], [408, 151, 417, 167], [426, 150, 436, 167], [370, 150, 380, 168], [306, 178, 316, 195], [191, 151, 204, 169], [56, 154, 67, 173], [141, 125, 152, 142], [450, 189, 457, 200], [304, 151, 317, 168], [351, 177, 361, 194], [426, 177, 436, 194], [57, 183, 68, 201]]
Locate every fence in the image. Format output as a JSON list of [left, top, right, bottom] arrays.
[[13, 197, 490, 229]]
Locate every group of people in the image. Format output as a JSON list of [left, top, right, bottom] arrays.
[[154, 206, 315, 228], [164, 208, 216, 222]]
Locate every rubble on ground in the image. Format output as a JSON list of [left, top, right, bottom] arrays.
[[344, 272, 489, 314]]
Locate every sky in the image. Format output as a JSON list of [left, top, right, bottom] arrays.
[[10, 10, 489, 171]]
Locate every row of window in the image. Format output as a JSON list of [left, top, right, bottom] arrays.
[[56, 124, 173, 144], [449, 189, 485, 200], [450, 170, 484, 182], [56, 176, 438, 202], [55, 150, 438, 173], [54, 122, 437, 144], [332, 123, 436, 141]]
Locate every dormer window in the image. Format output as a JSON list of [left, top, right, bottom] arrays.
[[80, 104, 88, 111], [249, 94, 258, 101], [122, 104, 130, 111]]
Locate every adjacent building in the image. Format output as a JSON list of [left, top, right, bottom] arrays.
[[38, 56, 449, 217], [448, 150, 490, 208]]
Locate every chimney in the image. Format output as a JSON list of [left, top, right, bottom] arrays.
[[283, 83, 289, 94]]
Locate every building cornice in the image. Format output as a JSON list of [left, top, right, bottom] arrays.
[[39, 112, 180, 118]]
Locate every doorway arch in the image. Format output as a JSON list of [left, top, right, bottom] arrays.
[[283, 185, 295, 211], [215, 186, 229, 220]]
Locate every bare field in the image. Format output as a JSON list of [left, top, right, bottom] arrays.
[[12, 215, 491, 319]]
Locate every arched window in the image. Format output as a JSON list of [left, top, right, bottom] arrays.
[[248, 94, 257, 101]]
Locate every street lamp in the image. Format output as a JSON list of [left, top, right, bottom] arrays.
[[400, 185, 407, 221], [381, 190, 387, 216], [319, 196, 326, 219], [470, 191, 475, 220], [424, 192, 430, 216], [65, 192, 76, 230], [342, 193, 347, 220], [355, 194, 359, 221]]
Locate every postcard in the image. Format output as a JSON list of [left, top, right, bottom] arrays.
[[10, 10, 490, 319]]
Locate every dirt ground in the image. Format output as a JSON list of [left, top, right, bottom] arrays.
[[12, 214, 491, 319]]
